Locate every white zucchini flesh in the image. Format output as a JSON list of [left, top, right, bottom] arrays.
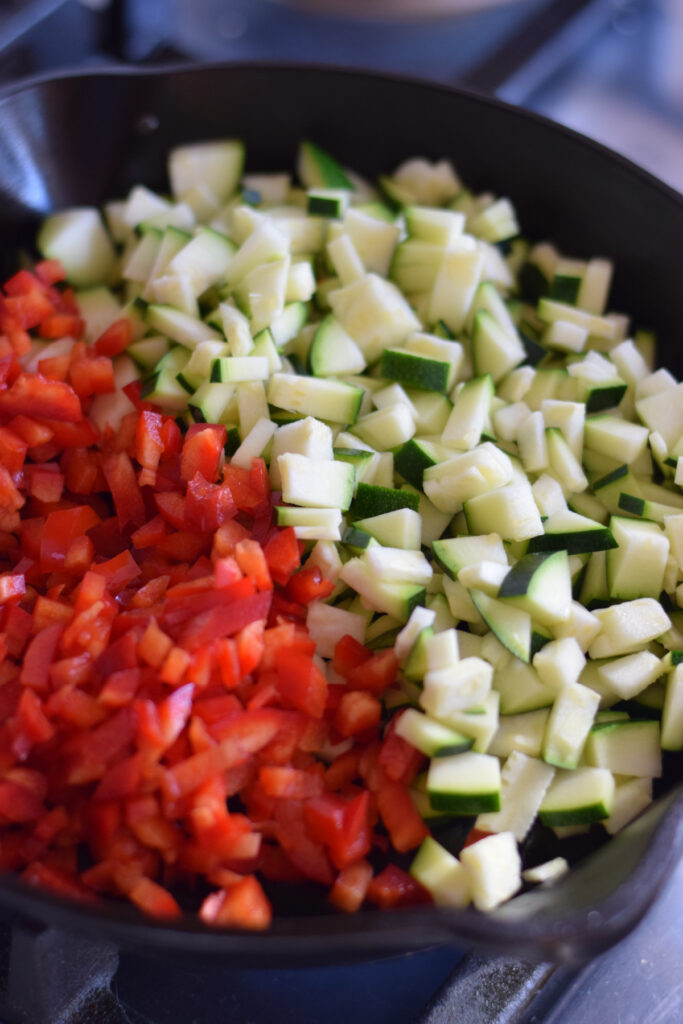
[[476, 751, 555, 841], [459, 832, 522, 911], [589, 599, 671, 659], [604, 777, 653, 835], [542, 682, 600, 769], [662, 664, 683, 751], [522, 857, 569, 885], [410, 837, 471, 908], [305, 602, 367, 658]]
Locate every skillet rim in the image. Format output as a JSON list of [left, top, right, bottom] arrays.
[[0, 59, 681, 964]]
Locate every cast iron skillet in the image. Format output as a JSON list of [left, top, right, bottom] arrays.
[[0, 62, 681, 966]]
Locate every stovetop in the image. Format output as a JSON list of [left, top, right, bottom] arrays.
[[0, 3, 681, 1022]]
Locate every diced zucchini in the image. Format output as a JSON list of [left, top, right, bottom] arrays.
[[339, 557, 425, 622], [395, 709, 473, 758], [493, 659, 555, 715], [542, 682, 600, 769], [278, 453, 355, 511], [168, 139, 244, 203], [276, 506, 342, 541], [350, 483, 419, 520], [470, 590, 531, 663], [662, 663, 683, 750], [298, 140, 353, 190], [441, 375, 494, 450], [459, 832, 522, 911], [308, 315, 366, 376], [432, 534, 507, 580], [146, 305, 222, 349], [606, 516, 669, 600], [353, 508, 422, 550], [426, 751, 501, 815], [38, 207, 116, 287], [604, 777, 653, 835], [498, 550, 572, 628], [533, 637, 586, 693], [476, 751, 554, 841], [584, 719, 661, 777], [268, 372, 363, 425], [488, 709, 550, 759], [409, 837, 471, 908], [539, 767, 615, 826], [588, 598, 671, 659], [526, 508, 617, 555], [464, 484, 543, 543], [596, 650, 662, 701], [421, 658, 494, 721], [305, 601, 366, 657]]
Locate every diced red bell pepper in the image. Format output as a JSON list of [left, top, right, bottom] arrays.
[[234, 540, 271, 592], [286, 566, 334, 604], [0, 777, 45, 823], [91, 550, 141, 592], [38, 353, 71, 381], [135, 411, 164, 487], [329, 859, 373, 913], [4, 269, 44, 296], [94, 318, 133, 358], [128, 876, 182, 919], [366, 864, 431, 909], [0, 374, 81, 422], [41, 505, 101, 571], [374, 777, 429, 854], [69, 355, 115, 398], [178, 590, 271, 652], [199, 876, 271, 929], [27, 464, 65, 503], [4, 289, 54, 329], [332, 634, 372, 677], [274, 800, 335, 886], [99, 668, 142, 708], [180, 425, 226, 483], [38, 314, 84, 340], [258, 765, 325, 800], [378, 722, 424, 786], [100, 451, 146, 529], [43, 417, 99, 449], [262, 527, 300, 586], [0, 465, 24, 512], [346, 649, 398, 696], [334, 691, 382, 738], [275, 648, 327, 719], [185, 473, 236, 532], [19, 623, 64, 693], [34, 259, 66, 286], [0, 574, 26, 606], [153, 490, 186, 530], [0, 426, 27, 474], [304, 790, 371, 871]]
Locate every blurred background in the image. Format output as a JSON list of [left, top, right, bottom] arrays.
[[0, 0, 681, 191]]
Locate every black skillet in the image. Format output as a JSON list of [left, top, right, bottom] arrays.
[[0, 62, 681, 966]]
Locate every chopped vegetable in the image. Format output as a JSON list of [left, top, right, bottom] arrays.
[[0, 135, 679, 927]]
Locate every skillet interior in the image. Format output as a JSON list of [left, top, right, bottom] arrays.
[[0, 62, 681, 964]]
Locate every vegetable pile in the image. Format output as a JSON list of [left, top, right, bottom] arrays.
[[0, 263, 430, 927], [0, 137, 681, 926]]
